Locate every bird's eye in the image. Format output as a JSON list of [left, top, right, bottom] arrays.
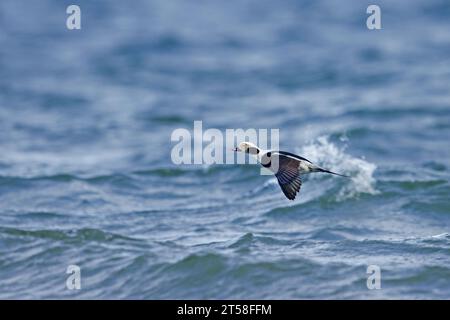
[[266, 152, 271, 157]]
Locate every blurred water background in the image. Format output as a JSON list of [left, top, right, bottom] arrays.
[[0, 0, 449, 299]]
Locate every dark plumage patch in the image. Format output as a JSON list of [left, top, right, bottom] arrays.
[[277, 174, 302, 200], [272, 154, 303, 200], [276, 151, 312, 163]]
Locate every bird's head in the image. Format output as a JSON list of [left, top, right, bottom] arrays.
[[233, 142, 260, 155]]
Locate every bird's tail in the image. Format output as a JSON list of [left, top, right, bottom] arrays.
[[316, 167, 350, 178]]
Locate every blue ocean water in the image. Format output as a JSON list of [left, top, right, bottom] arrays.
[[0, 0, 449, 299]]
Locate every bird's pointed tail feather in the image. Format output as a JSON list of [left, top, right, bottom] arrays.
[[316, 168, 350, 178]]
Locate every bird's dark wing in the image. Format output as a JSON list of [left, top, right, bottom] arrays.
[[272, 154, 302, 200], [276, 151, 312, 163]]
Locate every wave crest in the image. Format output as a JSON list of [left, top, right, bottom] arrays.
[[299, 136, 378, 200]]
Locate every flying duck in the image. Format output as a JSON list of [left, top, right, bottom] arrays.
[[233, 142, 349, 200]]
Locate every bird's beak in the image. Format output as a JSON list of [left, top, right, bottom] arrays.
[[232, 147, 240, 152]]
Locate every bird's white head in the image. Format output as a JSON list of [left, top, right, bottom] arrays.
[[233, 142, 261, 155]]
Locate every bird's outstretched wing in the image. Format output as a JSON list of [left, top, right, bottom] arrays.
[[272, 154, 302, 200]]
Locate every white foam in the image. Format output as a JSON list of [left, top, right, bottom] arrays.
[[298, 136, 378, 200], [431, 233, 450, 239]]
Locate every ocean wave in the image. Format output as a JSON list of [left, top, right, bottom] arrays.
[[0, 227, 141, 243], [227, 232, 294, 250], [132, 164, 249, 178], [387, 266, 450, 289], [163, 253, 228, 276], [0, 166, 242, 184], [390, 179, 448, 190], [299, 136, 378, 200], [343, 106, 450, 119], [145, 114, 191, 125], [0, 173, 123, 183]]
